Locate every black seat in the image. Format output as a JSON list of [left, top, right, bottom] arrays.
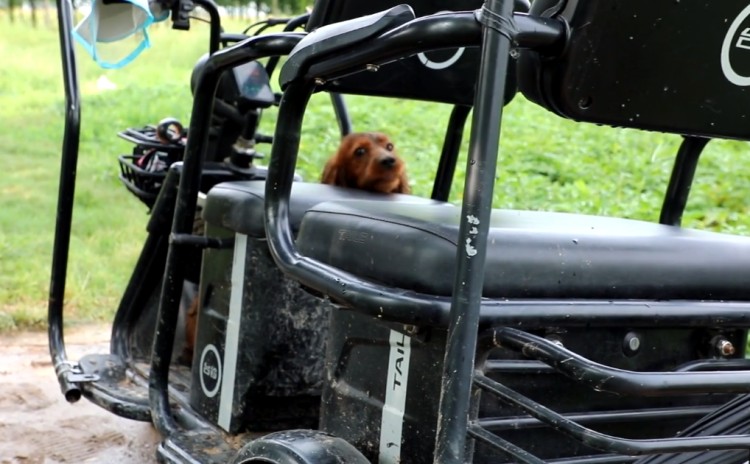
[[202, 181, 439, 237], [296, 200, 750, 300]]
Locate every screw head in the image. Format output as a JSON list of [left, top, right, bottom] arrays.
[[716, 339, 736, 357], [623, 332, 641, 357]]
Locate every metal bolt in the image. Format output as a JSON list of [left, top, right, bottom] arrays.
[[623, 332, 641, 356], [403, 324, 419, 336], [509, 48, 520, 59], [366, 64, 380, 72], [314, 77, 326, 86], [545, 335, 564, 348], [716, 338, 736, 357]]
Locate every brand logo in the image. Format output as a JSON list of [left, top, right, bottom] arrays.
[[199, 344, 222, 398], [721, 4, 750, 86], [379, 331, 411, 463], [390, 333, 408, 391], [418, 47, 466, 70]]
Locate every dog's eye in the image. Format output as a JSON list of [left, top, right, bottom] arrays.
[[354, 147, 366, 157], [386, 143, 394, 151]]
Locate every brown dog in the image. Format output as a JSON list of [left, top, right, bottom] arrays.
[[321, 132, 410, 194]]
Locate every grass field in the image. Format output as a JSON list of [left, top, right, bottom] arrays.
[[1, 14, 750, 331]]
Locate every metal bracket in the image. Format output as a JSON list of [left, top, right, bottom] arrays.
[[67, 371, 100, 383]]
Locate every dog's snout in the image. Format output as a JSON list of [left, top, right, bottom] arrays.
[[380, 155, 396, 168]]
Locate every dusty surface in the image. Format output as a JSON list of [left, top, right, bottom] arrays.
[[0, 324, 161, 464]]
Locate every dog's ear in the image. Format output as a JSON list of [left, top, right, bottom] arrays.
[[321, 159, 350, 187], [395, 171, 411, 194], [320, 160, 337, 185]]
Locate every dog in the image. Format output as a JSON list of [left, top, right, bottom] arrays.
[[182, 133, 410, 365], [321, 132, 410, 194]]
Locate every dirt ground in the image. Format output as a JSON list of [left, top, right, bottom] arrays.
[[0, 324, 161, 464]]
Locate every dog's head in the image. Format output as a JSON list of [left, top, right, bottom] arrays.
[[321, 132, 410, 194]]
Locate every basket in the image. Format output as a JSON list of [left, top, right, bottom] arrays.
[[117, 125, 186, 208]]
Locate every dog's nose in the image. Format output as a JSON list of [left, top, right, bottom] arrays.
[[380, 156, 396, 168]]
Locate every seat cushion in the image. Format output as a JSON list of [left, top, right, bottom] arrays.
[[202, 181, 439, 237], [296, 200, 750, 300]]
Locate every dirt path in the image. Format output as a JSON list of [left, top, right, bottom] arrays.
[[0, 324, 160, 464]]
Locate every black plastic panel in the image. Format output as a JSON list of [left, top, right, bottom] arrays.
[[189, 222, 331, 432], [321, 310, 746, 463], [529, 0, 750, 140]]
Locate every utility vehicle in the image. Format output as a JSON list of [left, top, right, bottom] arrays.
[[49, 0, 750, 462]]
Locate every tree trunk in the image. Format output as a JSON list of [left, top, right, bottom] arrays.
[[43, 0, 52, 27], [29, 0, 38, 27], [8, 0, 16, 23]]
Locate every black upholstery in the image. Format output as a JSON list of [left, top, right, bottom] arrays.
[[296, 200, 750, 300], [202, 181, 439, 237]]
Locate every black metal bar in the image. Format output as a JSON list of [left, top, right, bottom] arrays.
[[434, 1, 515, 462], [659, 136, 709, 226], [478, 406, 716, 432], [264, 82, 317, 271], [674, 359, 750, 372], [264, 13, 310, 77], [484, 357, 750, 378], [193, 0, 221, 54], [486, 327, 750, 396], [49, 0, 82, 404], [477, 300, 750, 329], [148, 32, 303, 437], [485, 359, 554, 374], [431, 105, 471, 201], [330, 93, 352, 136], [82, 384, 152, 422], [170, 233, 235, 249], [474, 373, 750, 455], [544, 455, 636, 464], [283, 12, 310, 31], [468, 422, 546, 464], [305, 12, 565, 84]]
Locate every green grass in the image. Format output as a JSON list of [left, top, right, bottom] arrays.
[[1, 14, 750, 331], [0, 18, 212, 330]]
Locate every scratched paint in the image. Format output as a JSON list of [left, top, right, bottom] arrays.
[[464, 215, 480, 257]]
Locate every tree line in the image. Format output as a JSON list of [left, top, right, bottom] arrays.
[[227, 0, 308, 14], [0, 0, 309, 26]]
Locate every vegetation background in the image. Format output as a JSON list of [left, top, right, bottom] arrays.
[[1, 8, 749, 331]]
